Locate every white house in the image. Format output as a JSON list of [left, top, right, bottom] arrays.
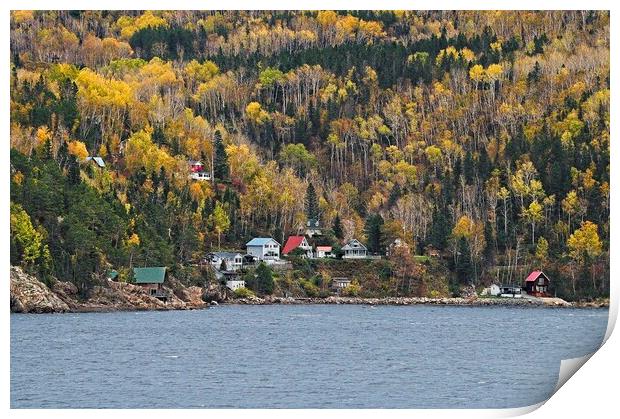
[[226, 280, 246, 291], [208, 252, 243, 271], [315, 246, 334, 258], [246, 237, 280, 261], [342, 239, 368, 259]]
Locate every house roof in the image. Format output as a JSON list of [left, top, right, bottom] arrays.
[[209, 252, 242, 259], [133, 267, 167, 284], [246, 237, 279, 247], [525, 270, 548, 282], [283, 236, 307, 254], [85, 156, 105, 168], [188, 160, 203, 166], [332, 278, 351, 285], [342, 239, 367, 251], [316, 246, 332, 251]]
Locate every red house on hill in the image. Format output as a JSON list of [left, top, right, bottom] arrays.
[[282, 236, 313, 258], [189, 160, 204, 173], [524, 270, 550, 297]]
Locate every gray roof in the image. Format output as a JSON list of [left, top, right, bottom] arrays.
[[85, 156, 105, 168], [246, 237, 280, 247], [342, 239, 367, 251], [209, 252, 242, 259]]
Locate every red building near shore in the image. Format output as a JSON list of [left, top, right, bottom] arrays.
[[524, 270, 550, 297]]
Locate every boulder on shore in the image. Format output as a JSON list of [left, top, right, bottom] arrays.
[[10, 266, 70, 313]]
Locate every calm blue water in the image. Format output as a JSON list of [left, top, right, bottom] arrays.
[[11, 305, 608, 408]]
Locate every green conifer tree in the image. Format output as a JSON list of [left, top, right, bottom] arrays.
[[213, 130, 229, 181], [332, 214, 343, 240]]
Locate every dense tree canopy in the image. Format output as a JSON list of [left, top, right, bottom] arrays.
[[10, 10, 609, 300]]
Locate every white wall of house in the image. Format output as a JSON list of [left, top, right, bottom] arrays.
[[295, 238, 313, 258], [316, 248, 333, 258], [211, 255, 243, 271], [247, 242, 280, 260], [298, 237, 312, 250], [343, 249, 367, 258], [246, 245, 262, 259], [332, 279, 351, 289], [499, 286, 523, 298], [190, 172, 211, 181], [226, 280, 246, 291]]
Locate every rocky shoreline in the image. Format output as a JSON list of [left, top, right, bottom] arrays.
[[10, 266, 209, 314], [226, 295, 608, 308], [10, 266, 607, 314]]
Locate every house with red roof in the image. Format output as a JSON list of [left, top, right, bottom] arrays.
[[282, 236, 313, 258], [524, 270, 550, 297]]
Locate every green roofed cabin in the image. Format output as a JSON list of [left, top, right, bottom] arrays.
[[133, 267, 168, 301]]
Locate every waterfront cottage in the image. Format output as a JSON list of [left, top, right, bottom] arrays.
[[331, 277, 351, 292], [315, 246, 333, 258], [246, 237, 280, 261], [342, 239, 368, 259], [282, 236, 313, 258], [524, 270, 550, 297], [133, 267, 168, 301], [208, 252, 243, 271]]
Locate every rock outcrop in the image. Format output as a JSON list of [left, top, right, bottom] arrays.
[[10, 266, 211, 313], [202, 281, 228, 303], [10, 266, 70, 313], [83, 280, 209, 311]]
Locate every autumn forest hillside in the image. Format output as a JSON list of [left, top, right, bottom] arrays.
[[9, 11, 610, 300]]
